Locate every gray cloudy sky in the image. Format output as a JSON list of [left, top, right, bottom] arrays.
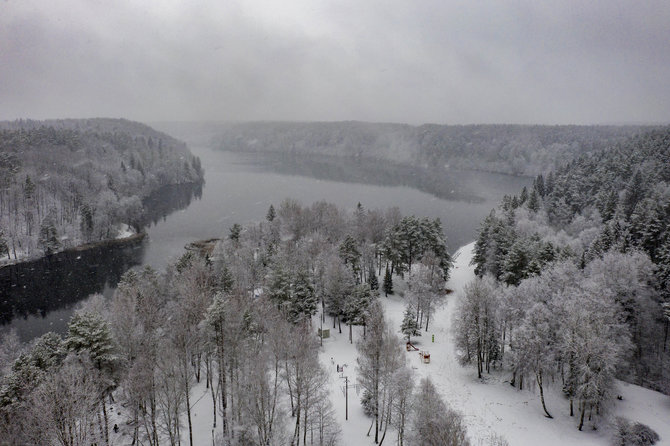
[[2, 0, 670, 125]]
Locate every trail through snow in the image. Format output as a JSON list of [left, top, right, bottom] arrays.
[[179, 242, 670, 445], [320, 241, 670, 445]]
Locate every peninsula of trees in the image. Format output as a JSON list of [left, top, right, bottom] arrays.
[[0, 118, 204, 263], [0, 200, 454, 445]]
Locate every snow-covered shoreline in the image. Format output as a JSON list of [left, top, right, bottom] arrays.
[[0, 230, 146, 269]]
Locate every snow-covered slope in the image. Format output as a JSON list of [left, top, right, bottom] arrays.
[[321, 241, 670, 445]]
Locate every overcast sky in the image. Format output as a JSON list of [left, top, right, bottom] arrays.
[[2, 0, 670, 125]]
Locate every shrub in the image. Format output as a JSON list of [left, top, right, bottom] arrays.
[[613, 417, 660, 446]]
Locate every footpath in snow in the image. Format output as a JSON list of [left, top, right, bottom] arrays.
[[319, 241, 670, 446]]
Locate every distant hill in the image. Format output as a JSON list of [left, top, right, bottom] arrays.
[[0, 118, 203, 263], [181, 121, 648, 176]]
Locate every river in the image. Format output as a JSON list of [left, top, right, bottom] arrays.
[[1, 145, 530, 341]]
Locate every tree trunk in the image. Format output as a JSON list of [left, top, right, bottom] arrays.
[[536, 371, 552, 418], [578, 401, 585, 431], [102, 399, 110, 445], [378, 401, 392, 446], [185, 371, 193, 446], [477, 338, 483, 379]]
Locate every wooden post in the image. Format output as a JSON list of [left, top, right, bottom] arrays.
[[345, 376, 348, 421]]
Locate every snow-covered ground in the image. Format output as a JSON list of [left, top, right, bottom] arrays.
[[115, 223, 136, 239], [180, 241, 670, 445], [320, 241, 670, 446]]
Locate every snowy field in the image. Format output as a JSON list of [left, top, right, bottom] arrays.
[[178, 242, 670, 445]]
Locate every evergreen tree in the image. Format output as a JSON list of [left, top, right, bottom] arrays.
[[622, 170, 645, 219], [325, 260, 355, 332], [66, 311, 116, 371], [267, 265, 292, 311], [534, 174, 545, 197], [527, 189, 540, 212], [23, 175, 35, 201], [368, 265, 379, 290], [229, 223, 242, 242], [0, 230, 8, 259], [344, 284, 373, 343], [519, 186, 528, 205], [266, 204, 276, 222], [400, 306, 420, 342], [290, 269, 318, 322], [501, 241, 530, 286], [219, 263, 235, 293], [383, 267, 393, 297], [339, 234, 361, 279], [354, 202, 366, 243], [601, 190, 618, 222], [79, 203, 94, 242], [38, 211, 61, 255]]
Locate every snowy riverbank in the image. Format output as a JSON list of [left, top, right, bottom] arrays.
[[0, 227, 145, 269]]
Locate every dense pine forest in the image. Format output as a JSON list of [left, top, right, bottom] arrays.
[[208, 121, 646, 176], [463, 127, 670, 431], [0, 119, 203, 263]]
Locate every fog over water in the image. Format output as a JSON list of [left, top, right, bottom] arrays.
[[1, 146, 529, 341]]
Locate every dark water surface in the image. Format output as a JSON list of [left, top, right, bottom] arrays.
[[1, 146, 530, 341]]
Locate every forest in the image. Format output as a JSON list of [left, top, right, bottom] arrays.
[[208, 121, 647, 176], [0, 119, 204, 264], [0, 199, 478, 445], [461, 126, 670, 432], [2, 123, 669, 444]]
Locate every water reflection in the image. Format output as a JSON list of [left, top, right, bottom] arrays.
[[141, 181, 203, 227], [0, 182, 203, 341], [0, 239, 145, 340], [236, 153, 486, 203]]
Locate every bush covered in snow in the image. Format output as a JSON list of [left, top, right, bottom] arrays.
[[613, 417, 660, 446]]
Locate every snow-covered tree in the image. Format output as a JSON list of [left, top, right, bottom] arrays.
[[66, 311, 116, 371], [454, 276, 500, 379], [290, 268, 318, 323], [513, 302, 556, 418], [324, 259, 355, 333], [38, 210, 61, 255], [266, 204, 276, 222], [408, 377, 470, 446], [344, 284, 373, 343], [400, 305, 421, 343], [356, 300, 400, 444], [27, 355, 101, 446], [383, 267, 393, 296]]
